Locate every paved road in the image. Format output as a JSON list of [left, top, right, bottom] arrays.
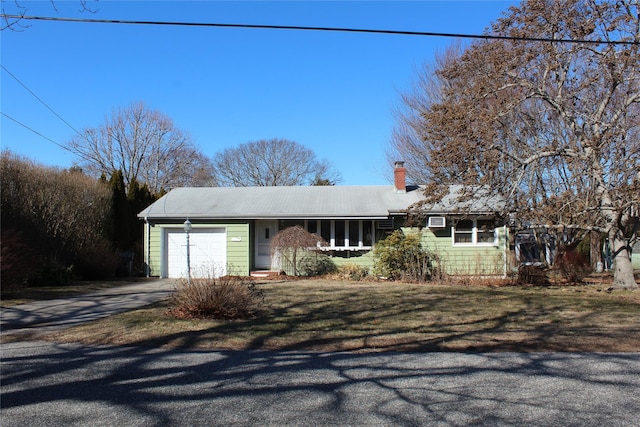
[[2, 341, 639, 426], [2, 280, 639, 425], [0, 279, 175, 336]]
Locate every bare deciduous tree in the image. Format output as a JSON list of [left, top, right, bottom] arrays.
[[213, 138, 340, 187], [67, 101, 216, 194], [1, 0, 99, 31], [270, 226, 326, 276], [391, 0, 639, 289], [387, 43, 463, 185]]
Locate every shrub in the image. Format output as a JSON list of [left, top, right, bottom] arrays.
[[32, 260, 75, 287], [0, 228, 38, 291], [74, 240, 120, 280], [517, 264, 550, 286], [337, 264, 370, 281], [168, 276, 264, 319], [555, 251, 590, 283], [270, 226, 326, 276], [298, 253, 337, 277], [373, 229, 439, 282]]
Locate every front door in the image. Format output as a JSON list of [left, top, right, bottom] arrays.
[[255, 220, 278, 269]]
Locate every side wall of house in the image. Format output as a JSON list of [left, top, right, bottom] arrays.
[[307, 225, 509, 277], [418, 226, 509, 276], [144, 221, 250, 277]]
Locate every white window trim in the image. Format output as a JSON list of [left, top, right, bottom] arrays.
[[306, 219, 374, 251], [452, 219, 498, 247]]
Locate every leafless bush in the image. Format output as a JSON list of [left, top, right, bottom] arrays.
[[0, 228, 39, 291], [271, 226, 326, 276], [168, 276, 265, 320], [554, 251, 590, 283], [517, 265, 550, 286], [1, 151, 116, 283]]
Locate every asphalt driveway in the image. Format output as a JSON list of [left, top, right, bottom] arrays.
[[0, 279, 175, 337]]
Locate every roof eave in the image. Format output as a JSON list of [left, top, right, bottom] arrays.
[[138, 214, 393, 221]]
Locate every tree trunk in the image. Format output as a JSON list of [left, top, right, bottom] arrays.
[[292, 250, 298, 276], [590, 231, 602, 271], [610, 231, 638, 289]]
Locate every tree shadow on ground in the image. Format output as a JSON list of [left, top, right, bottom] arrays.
[[2, 341, 639, 426]]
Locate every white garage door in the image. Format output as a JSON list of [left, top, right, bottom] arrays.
[[166, 228, 227, 278]]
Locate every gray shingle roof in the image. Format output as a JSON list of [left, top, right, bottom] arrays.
[[138, 185, 503, 220]]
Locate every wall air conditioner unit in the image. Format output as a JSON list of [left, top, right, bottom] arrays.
[[427, 216, 446, 228]]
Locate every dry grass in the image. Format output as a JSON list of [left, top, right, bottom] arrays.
[[39, 278, 640, 353]]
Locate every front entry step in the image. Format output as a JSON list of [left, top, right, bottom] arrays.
[[250, 270, 281, 278]]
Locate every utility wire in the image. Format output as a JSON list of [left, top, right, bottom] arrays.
[[2, 14, 639, 45], [1, 64, 82, 136], [1, 112, 71, 151]]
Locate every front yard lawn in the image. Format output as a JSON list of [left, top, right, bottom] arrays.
[[40, 279, 640, 352]]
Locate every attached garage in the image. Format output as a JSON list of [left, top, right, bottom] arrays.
[[165, 228, 227, 278]]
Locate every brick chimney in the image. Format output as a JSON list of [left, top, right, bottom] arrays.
[[394, 161, 406, 193]]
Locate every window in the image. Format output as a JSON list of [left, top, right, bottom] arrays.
[[335, 221, 345, 247], [454, 219, 474, 243], [453, 218, 496, 245], [476, 219, 496, 243], [320, 220, 331, 243], [363, 221, 373, 246], [349, 220, 359, 247], [305, 220, 374, 250]]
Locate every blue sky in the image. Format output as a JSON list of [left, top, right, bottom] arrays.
[[1, 1, 516, 185]]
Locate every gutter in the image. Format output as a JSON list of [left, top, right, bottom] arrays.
[[137, 214, 392, 220]]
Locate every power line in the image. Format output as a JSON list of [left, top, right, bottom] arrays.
[[1, 112, 71, 151], [2, 14, 639, 46], [1, 64, 82, 136]]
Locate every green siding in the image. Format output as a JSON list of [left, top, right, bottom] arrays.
[[331, 252, 375, 269], [225, 222, 250, 276], [142, 219, 509, 278], [416, 226, 509, 276], [146, 223, 162, 277], [280, 226, 508, 277], [277, 250, 375, 276], [322, 226, 508, 277], [143, 221, 250, 277]]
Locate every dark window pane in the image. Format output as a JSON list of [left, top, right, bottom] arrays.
[[335, 220, 345, 247], [320, 220, 331, 243], [363, 221, 373, 246], [454, 219, 473, 243], [457, 219, 473, 231], [454, 232, 473, 243], [477, 219, 495, 243], [349, 220, 359, 247]]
